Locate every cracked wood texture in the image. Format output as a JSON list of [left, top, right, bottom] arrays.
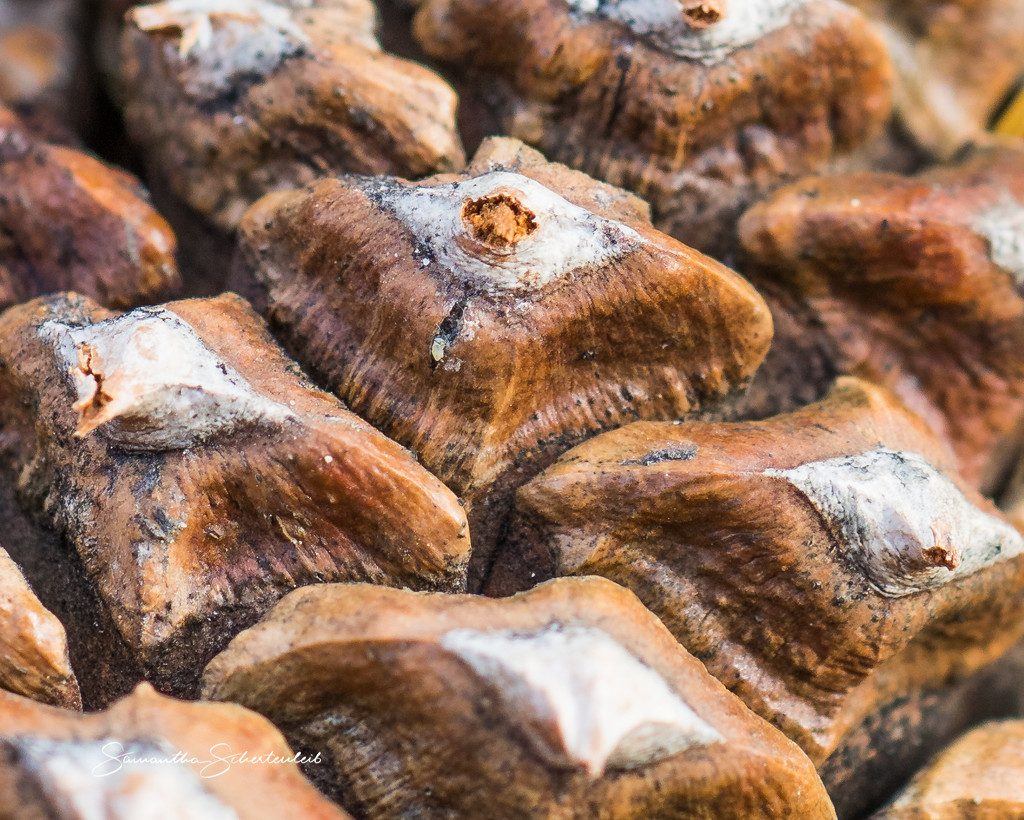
[[232, 136, 772, 590], [202, 577, 836, 820], [413, 0, 892, 257], [511, 378, 1024, 802], [0, 291, 470, 695]]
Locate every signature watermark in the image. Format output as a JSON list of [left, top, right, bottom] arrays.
[[92, 741, 323, 779]]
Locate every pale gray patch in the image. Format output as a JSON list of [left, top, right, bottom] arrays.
[[972, 197, 1024, 286], [566, 0, 810, 64], [7, 736, 238, 820], [177, 19, 305, 100], [42, 307, 293, 452], [768, 448, 1024, 597], [132, 1, 311, 99], [359, 171, 642, 293], [440, 623, 721, 777]]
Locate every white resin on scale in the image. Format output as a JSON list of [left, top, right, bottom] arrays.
[[43, 307, 293, 451], [439, 623, 721, 776], [8, 736, 238, 820], [132, 0, 311, 57], [566, 0, 810, 64], [971, 197, 1024, 286], [379, 171, 642, 292], [768, 447, 1024, 597]]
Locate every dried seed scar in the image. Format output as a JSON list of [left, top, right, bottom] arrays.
[[374, 171, 642, 292]]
